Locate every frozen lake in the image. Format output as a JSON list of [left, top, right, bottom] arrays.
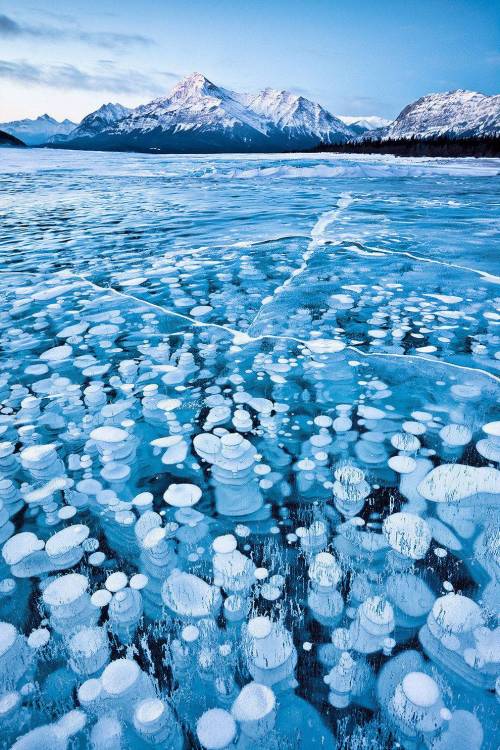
[[0, 149, 499, 749]]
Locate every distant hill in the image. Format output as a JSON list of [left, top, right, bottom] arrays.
[[338, 115, 392, 135], [0, 114, 76, 145], [0, 129, 26, 148]]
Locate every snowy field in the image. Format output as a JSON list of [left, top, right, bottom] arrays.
[[0, 149, 499, 749]]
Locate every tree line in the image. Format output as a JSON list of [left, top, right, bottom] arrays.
[[311, 134, 500, 158]]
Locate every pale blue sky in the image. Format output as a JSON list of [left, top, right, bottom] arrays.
[[0, 0, 498, 122]]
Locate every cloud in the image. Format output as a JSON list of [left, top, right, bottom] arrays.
[[337, 94, 390, 116], [288, 86, 313, 97], [0, 59, 176, 95], [0, 14, 21, 35], [0, 13, 154, 48]]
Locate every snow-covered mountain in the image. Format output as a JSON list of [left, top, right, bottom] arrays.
[[244, 88, 352, 143], [64, 103, 131, 140], [47, 81, 499, 153], [115, 74, 268, 138], [338, 115, 392, 135], [367, 90, 500, 141], [0, 114, 76, 145], [55, 73, 352, 153]]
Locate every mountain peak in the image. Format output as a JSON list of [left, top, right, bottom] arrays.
[[246, 88, 352, 141], [169, 72, 217, 99], [66, 102, 131, 139], [96, 102, 130, 115]]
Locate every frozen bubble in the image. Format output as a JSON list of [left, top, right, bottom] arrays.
[[254, 567, 269, 580], [101, 658, 140, 696], [43, 573, 88, 607], [418, 464, 500, 503], [402, 672, 439, 707], [143, 527, 167, 550], [431, 593, 483, 634], [91, 589, 112, 608], [358, 405, 385, 420], [57, 506, 77, 521], [162, 570, 221, 618], [388, 455, 417, 474], [0, 691, 21, 716], [40, 344, 73, 362], [0, 579, 15, 595], [314, 415, 333, 428], [45, 524, 89, 559], [130, 574, 148, 590], [132, 492, 154, 510], [434, 547, 448, 558], [439, 424, 472, 446], [105, 572, 128, 593], [213, 534, 237, 554], [231, 681, 275, 722], [197, 708, 236, 749], [20, 443, 57, 466], [402, 420, 427, 436], [181, 624, 199, 642], [134, 697, 167, 732], [306, 339, 346, 353], [163, 483, 202, 507], [88, 552, 106, 566], [190, 305, 213, 317], [90, 426, 128, 444], [0, 621, 17, 656], [483, 420, 500, 437], [28, 628, 50, 649], [2, 532, 44, 566], [390, 432, 420, 452], [383, 512, 431, 559], [247, 615, 272, 639]]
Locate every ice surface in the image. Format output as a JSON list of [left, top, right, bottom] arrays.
[[0, 149, 498, 749]]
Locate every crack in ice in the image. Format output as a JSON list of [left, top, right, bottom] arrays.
[[72, 274, 500, 386], [248, 193, 354, 330], [342, 242, 500, 284], [2, 257, 499, 385]]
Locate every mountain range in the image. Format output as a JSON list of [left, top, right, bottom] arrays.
[[0, 114, 76, 145], [1, 74, 498, 153], [45, 73, 354, 153]]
